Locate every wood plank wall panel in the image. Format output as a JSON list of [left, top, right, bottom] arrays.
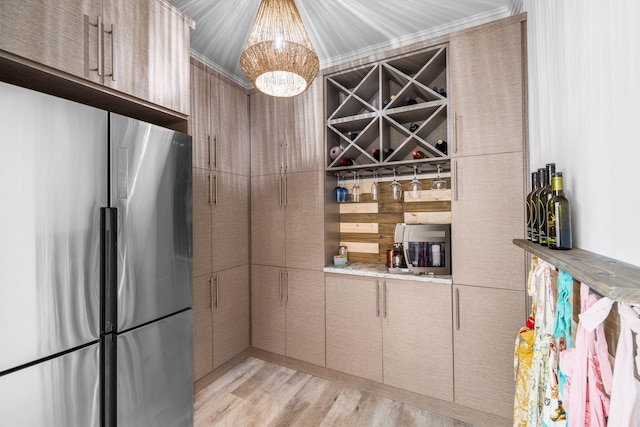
[[337, 178, 452, 263]]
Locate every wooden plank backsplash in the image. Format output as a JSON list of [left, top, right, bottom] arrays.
[[338, 178, 451, 263]]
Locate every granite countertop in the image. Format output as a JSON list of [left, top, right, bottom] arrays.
[[324, 262, 453, 285]]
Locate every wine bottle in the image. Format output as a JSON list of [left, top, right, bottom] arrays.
[[530, 168, 546, 243], [525, 171, 539, 241], [537, 163, 556, 246], [547, 172, 572, 249], [436, 139, 448, 155], [412, 150, 426, 159]]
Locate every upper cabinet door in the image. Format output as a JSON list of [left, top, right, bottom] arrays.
[[250, 92, 293, 176], [216, 78, 250, 175], [0, 0, 103, 84], [102, 0, 191, 115], [288, 78, 324, 173], [190, 61, 213, 170], [449, 20, 524, 157]]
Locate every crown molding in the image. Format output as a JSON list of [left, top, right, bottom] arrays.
[[320, 6, 512, 70], [190, 50, 253, 90]]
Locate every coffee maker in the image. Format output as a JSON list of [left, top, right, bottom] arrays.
[[394, 222, 451, 275], [387, 223, 407, 270]]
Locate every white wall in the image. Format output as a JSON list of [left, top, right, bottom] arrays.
[[524, 0, 640, 267]]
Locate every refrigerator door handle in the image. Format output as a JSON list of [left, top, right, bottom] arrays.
[[101, 207, 118, 335]]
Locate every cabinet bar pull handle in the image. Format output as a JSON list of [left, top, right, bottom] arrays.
[[98, 16, 103, 76], [207, 135, 211, 167], [284, 271, 289, 304], [209, 277, 214, 310], [215, 276, 219, 308], [383, 281, 387, 318], [455, 288, 460, 330], [208, 173, 213, 206], [376, 281, 380, 317], [279, 175, 283, 207], [103, 23, 115, 81], [213, 136, 218, 169], [284, 175, 288, 207], [453, 112, 458, 154], [214, 174, 218, 206], [279, 270, 283, 302], [452, 160, 459, 201], [284, 142, 288, 172]]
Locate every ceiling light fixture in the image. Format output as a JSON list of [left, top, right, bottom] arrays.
[[240, 0, 319, 97]]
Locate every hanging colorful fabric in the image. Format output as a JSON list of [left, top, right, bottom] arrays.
[[559, 283, 613, 427], [514, 327, 536, 427], [553, 271, 573, 405], [527, 260, 555, 426], [513, 257, 539, 426], [608, 303, 640, 427]]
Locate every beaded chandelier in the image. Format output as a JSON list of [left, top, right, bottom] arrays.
[[240, 0, 319, 97]]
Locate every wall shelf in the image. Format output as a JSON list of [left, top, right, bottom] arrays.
[[513, 239, 640, 304]]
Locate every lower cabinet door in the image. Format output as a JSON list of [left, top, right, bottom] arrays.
[[251, 265, 286, 355], [213, 265, 250, 369], [326, 274, 382, 382], [383, 279, 453, 401], [453, 284, 525, 418], [285, 269, 325, 366], [192, 274, 213, 381]]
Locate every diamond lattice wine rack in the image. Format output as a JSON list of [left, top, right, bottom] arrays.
[[325, 44, 449, 177]]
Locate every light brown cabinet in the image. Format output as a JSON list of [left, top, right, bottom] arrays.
[[250, 83, 325, 365], [451, 152, 525, 290], [447, 17, 527, 419], [453, 285, 525, 418], [250, 78, 324, 177], [325, 274, 454, 400], [190, 60, 250, 384], [251, 170, 325, 270], [192, 265, 250, 381], [251, 265, 325, 366], [0, 0, 192, 115], [190, 60, 250, 174], [449, 19, 524, 157]]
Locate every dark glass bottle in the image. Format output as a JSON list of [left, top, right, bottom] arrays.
[[547, 172, 572, 249], [537, 163, 556, 245], [525, 171, 539, 241], [530, 168, 546, 243]]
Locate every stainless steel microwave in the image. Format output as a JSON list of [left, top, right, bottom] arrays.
[[400, 223, 451, 275]]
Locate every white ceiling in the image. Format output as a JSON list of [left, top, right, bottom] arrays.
[[166, 0, 523, 89]]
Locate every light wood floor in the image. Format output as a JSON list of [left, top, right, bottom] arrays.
[[194, 357, 480, 427]]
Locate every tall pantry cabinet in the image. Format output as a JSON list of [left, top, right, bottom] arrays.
[[449, 18, 527, 418], [190, 59, 251, 384], [250, 79, 326, 367]]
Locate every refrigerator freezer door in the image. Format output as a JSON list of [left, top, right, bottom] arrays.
[[0, 342, 100, 426], [116, 310, 193, 427], [109, 113, 192, 331], [0, 82, 106, 373]]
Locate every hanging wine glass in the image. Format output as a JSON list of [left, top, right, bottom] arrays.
[[389, 169, 402, 201], [408, 166, 422, 199], [339, 175, 349, 202], [370, 172, 380, 201], [431, 164, 447, 190], [352, 172, 360, 202]]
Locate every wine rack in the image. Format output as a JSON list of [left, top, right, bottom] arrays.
[[325, 45, 449, 176]]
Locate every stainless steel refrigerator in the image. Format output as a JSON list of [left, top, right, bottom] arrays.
[[0, 81, 193, 426]]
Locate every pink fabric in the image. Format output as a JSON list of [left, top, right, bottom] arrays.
[[559, 283, 614, 427], [608, 303, 640, 427]]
